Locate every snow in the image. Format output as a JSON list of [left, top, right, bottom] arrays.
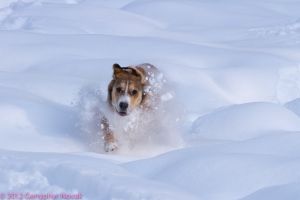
[[124, 148, 300, 200], [1, 0, 300, 199], [286, 98, 300, 117], [191, 102, 300, 141]]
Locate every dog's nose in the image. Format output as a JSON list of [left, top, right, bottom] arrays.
[[119, 102, 128, 110]]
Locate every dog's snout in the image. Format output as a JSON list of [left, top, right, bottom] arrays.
[[119, 102, 128, 110]]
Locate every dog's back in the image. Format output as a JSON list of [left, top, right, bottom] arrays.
[[133, 63, 164, 109]]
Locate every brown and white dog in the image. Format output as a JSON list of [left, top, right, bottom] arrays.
[[101, 63, 162, 152]]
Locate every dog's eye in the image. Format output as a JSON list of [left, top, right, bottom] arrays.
[[131, 90, 138, 96], [116, 87, 122, 93]]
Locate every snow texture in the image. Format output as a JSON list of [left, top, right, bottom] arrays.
[[1, 0, 300, 199]]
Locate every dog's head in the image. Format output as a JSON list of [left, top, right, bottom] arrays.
[[108, 63, 146, 116]]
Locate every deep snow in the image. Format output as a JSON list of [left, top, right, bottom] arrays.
[[1, 0, 300, 199]]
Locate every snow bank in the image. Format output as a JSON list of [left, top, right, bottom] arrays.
[[191, 102, 300, 141], [1, 0, 300, 199], [125, 147, 300, 200], [241, 182, 300, 200], [0, 150, 197, 200], [286, 98, 300, 116], [0, 86, 83, 152]]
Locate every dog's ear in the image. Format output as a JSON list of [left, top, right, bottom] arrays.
[[107, 79, 115, 104], [112, 63, 146, 84], [131, 67, 146, 85], [112, 63, 122, 78]]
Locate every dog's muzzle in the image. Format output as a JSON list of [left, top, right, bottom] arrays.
[[118, 102, 128, 116]]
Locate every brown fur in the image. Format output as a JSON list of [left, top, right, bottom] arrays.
[[102, 63, 159, 152]]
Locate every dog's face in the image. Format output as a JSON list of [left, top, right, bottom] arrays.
[[109, 64, 145, 116]]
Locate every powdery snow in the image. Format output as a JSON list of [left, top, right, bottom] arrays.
[[1, 0, 300, 199]]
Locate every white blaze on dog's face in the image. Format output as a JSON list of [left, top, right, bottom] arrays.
[[109, 64, 144, 116]]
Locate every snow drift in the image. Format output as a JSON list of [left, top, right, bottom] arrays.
[[1, 0, 300, 199]]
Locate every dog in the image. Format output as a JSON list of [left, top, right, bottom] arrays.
[[101, 63, 162, 152]]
